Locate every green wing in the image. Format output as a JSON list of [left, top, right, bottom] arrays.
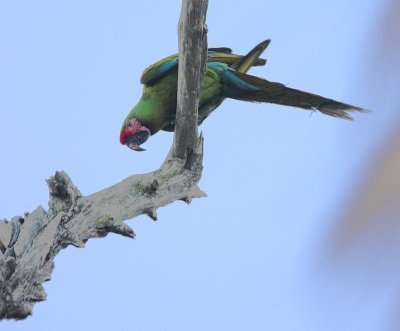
[[140, 48, 266, 86]]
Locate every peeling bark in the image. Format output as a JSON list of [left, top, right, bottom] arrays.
[[0, 0, 209, 320]]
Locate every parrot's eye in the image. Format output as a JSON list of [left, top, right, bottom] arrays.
[[127, 122, 132, 127]]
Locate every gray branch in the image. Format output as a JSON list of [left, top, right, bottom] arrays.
[[0, 0, 208, 320], [173, 0, 209, 159]]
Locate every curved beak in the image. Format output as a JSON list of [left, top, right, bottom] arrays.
[[125, 130, 150, 152]]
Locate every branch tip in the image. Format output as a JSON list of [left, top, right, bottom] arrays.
[[27, 285, 47, 302], [95, 215, 135, 239], [63, 233, 85, 248], [146, 209, 158, 221], [181, 196, 192, 204]]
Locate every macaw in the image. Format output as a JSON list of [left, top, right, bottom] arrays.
[[120, 39, 366, 151]]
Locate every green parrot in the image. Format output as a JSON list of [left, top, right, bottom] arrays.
[[120, 39, 367, 151]]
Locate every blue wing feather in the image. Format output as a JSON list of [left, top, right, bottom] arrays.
[[157, 58, 178, 75]]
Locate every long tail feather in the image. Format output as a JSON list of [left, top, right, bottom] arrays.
[[223, 71, 368, 120]]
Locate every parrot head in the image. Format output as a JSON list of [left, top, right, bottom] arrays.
[[120, 118, 151, 151]]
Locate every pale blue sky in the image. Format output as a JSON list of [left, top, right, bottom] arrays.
[[0, 1, 390, 330]]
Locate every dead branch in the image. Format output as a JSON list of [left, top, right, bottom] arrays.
[[0, 0, 209, 320]]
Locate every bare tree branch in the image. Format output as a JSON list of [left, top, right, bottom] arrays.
[[0, 0, 209, 320], [173, 0, 209, 159]]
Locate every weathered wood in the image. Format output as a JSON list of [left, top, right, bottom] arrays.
[[0, 138, 206, 320], [173, 0, 209, 159], [0, 0, 210, 320]]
